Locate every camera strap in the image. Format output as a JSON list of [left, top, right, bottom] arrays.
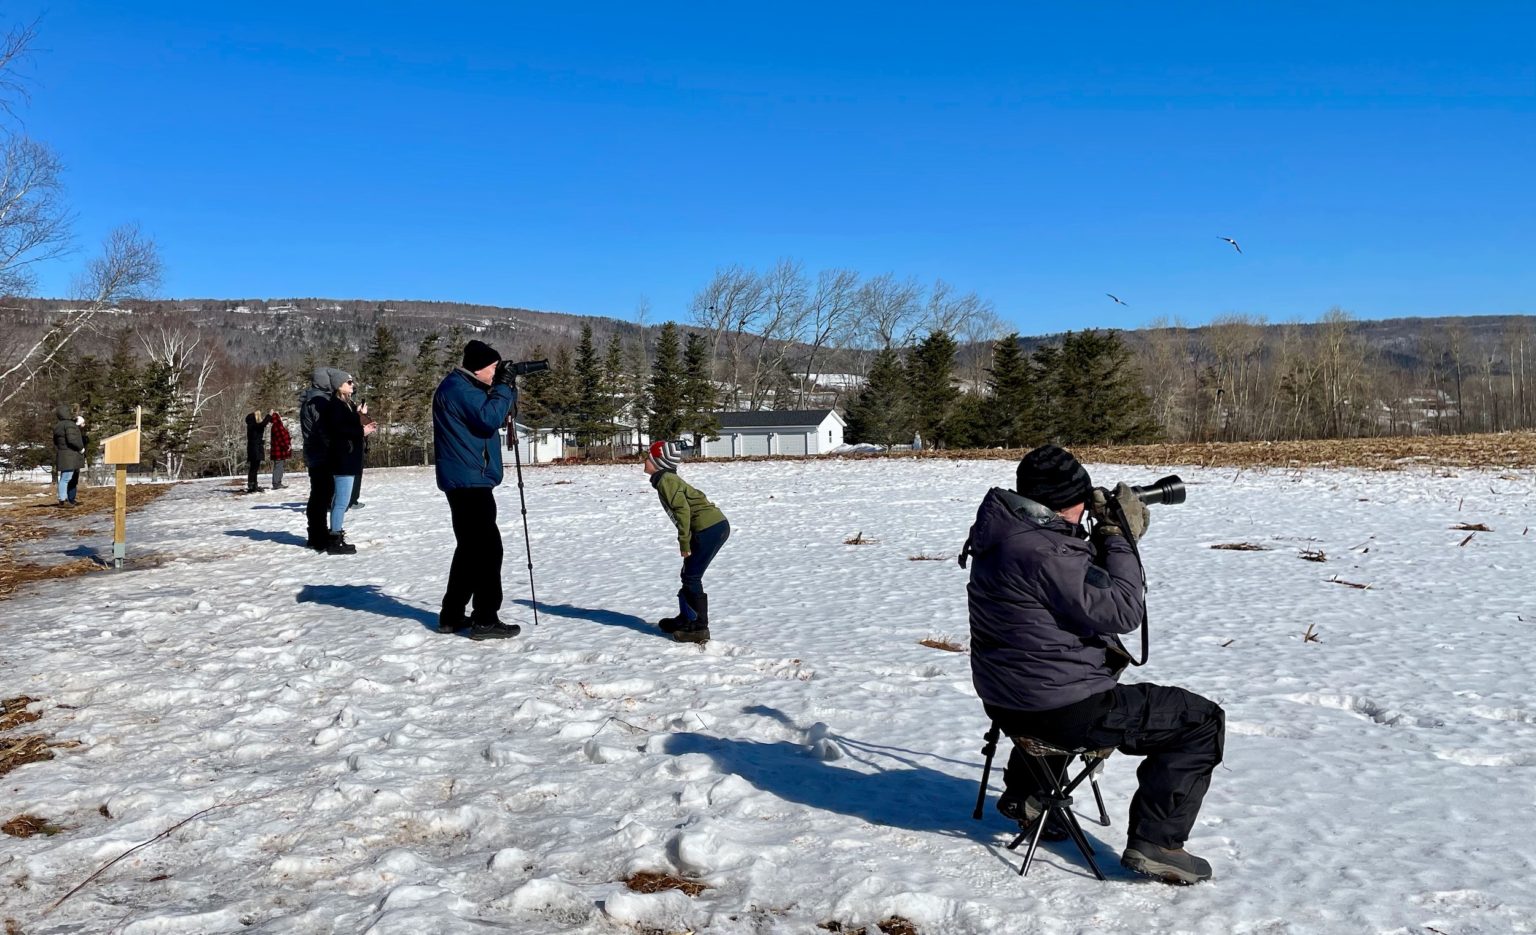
[[1106, 496, 1150, 668]]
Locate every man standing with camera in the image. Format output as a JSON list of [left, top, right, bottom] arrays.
[[964, 444, 1224, 884], [432, 339, 521, 640]]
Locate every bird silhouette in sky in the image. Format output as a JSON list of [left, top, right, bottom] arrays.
[[1106, 293, 1128, 306], [1220, 236, 1243, 254]]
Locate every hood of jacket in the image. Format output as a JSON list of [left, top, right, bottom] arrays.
[[54, 404, 73, 420], [967, 487, 1075, 556]]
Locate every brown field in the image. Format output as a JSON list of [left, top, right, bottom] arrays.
[[0, 480, 172, 599]]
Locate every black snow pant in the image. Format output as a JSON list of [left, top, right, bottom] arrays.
[[443, 487, 503, 619], [349, 467, 362, 506], [985, 682, 1225, 850], [306, 469, 335, 545]]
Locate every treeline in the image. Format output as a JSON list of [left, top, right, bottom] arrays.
[[845, 329, 1155, 448]]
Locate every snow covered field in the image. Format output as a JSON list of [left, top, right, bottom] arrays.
[[3, 457, 1534, 934]]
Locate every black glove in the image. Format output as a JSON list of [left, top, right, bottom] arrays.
[[493, 359, 516, 387], [1091, 483, 1151, 542]]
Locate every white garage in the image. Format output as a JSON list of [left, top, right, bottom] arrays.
[[694, 410, 846, 458]]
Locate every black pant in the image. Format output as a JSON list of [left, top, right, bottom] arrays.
[[246, 448, 263, 490], [349, 468, 362, 506], [680, 520, 730, 596], [443, 487, 503, 618], [985, 683, 1224, 849], [306, 469, 335, 545]]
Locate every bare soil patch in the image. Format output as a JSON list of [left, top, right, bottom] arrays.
[[2, 813, 62, 837], [623, 870, 709, 897], [1210, 542, 1269, 551], [918, 637, 966, 653], [0, 480, 171, 599], [0, 697, 41, 732]]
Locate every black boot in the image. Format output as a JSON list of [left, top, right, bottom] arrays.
[[658, 589, 691, 633], [673, 591, 710, 644], [325, 530, 357, 555]]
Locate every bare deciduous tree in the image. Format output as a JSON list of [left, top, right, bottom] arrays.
[[0, 224, 163, 411]]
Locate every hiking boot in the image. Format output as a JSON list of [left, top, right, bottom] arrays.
[[468, 615, 522, 641], [1121, 839, 1213, 885], [305, 536, 328, 553], [438, 609, 469, 635], [672, 626, 710, 644], [998, 794, 1070, 842], [350, 502, 366, 509], [325, 531, 357, 555]]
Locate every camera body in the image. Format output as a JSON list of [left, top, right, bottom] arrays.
[[495, 358, 551, 384]]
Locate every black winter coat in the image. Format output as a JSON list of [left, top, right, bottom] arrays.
[[52, 404, 85, 472], [245, 412, 270, 460], [320, 395, 366, 475], [965, 487, 1145, 712]]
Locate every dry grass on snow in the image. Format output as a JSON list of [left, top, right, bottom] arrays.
[[0, 480, 171, 599]]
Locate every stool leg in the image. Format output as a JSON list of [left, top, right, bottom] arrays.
[[1058, 807, 1107, 881], [1085, 755, 1111, 827]]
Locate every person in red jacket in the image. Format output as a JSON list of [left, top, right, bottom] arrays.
[[269, 411, 293, 489]]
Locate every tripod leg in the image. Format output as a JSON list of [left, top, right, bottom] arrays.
[[973, 723, 1001, 821], [510, 394, 539, 626]]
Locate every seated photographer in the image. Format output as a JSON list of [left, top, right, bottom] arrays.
[[964, 444, 1224, 884]]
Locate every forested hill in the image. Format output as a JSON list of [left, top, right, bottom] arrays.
[[1, 295, 1528, 376]]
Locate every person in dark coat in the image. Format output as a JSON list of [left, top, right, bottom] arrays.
[[964, 444, 1224, 885], [319, 372, 373, 554], [269, 411, 292, 489], [68, 414, 88, 504], [300, 368, 346, 551], [431, 339, 519, 640], [245, 409, 272, 492], [51, 404, 85, 507]]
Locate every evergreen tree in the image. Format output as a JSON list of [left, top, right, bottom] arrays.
[[648, 322, 685, 441], [572, 324, 605, 448], [906, 330, 960, 447], [986, 333, 1037, 447], [1030, 343, 1063, 441], [624, 337, 649, 447], [1049, 330, 1158, 445], [295, 348, 319, 402], [400, 333, 442, 465], [252, 361, 289, 413], [546, 346, 579, 448], [843, 347, 910, 447], [680, 333, 719, 441], [945, 391, 992, 448], [357, 325, 402, 465], [102, 329, 143, 439], [602, 334, 627, 455]]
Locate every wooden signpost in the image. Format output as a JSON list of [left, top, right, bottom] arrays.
[[101, 407, 142, 569]]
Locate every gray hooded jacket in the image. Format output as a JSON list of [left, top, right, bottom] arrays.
[[965, 487, 1145, 712], [52, 404, 85, 472], [299, 367, 349, 467]]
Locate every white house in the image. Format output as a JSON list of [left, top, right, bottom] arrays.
[[500, 422, 567, 465], [694, 409, 846, 457]]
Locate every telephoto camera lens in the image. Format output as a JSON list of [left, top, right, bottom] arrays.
[[1129, 475, 1186, 506]]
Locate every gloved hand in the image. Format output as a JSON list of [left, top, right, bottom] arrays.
[[1091, 483, 1151, 541], [493, 359, 516, 387]]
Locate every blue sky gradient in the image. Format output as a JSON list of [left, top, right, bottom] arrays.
[[16, 1, 1535, 332]]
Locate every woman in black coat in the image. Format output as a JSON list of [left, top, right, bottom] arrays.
[[319, 375, 374, 553], [52, 404, 85, 506]]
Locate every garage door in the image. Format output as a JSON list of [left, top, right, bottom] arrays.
[[741, 433, 770, 456], [780, 432, 808, 456]]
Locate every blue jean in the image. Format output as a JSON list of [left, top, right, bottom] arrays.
[[56, 470, 76, 503], [330, 474, 356, 532], [680, 520, 730, 596]]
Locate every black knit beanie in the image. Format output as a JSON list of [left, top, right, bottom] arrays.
[[461, 339, 501, 371], [1015, 444, 1093, 510]]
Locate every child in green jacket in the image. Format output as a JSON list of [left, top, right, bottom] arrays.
[[645, 440, 730, 643]]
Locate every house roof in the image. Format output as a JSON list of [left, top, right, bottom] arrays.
[[712, 409, 845, 429]]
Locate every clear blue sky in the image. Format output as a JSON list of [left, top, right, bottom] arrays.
[[17, 1, 1535, 333]]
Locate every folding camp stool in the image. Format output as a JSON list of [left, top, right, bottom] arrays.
[[972, 722, 1114, 880]]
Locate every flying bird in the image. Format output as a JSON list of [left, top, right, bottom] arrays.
[[1220, 236, 1243, 254], [1106, 293, 1128, 306]]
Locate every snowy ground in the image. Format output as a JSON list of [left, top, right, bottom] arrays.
[[2, 457, 1534, 934]]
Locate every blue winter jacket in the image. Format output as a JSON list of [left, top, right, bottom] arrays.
[[965, 487, 1145, 712], [432, 368, 515, 491]]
